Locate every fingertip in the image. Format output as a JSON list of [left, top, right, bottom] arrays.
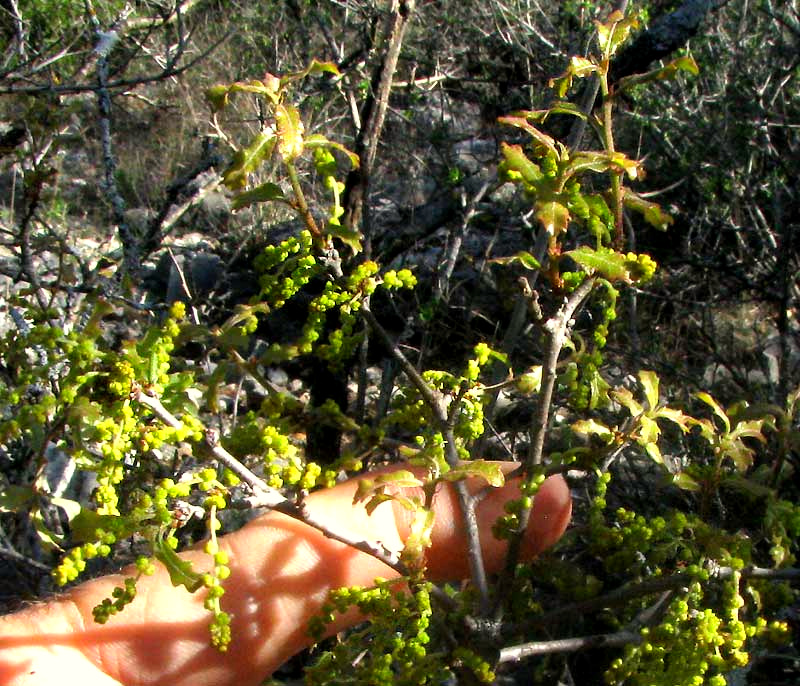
[[522, 473, 572, 558]]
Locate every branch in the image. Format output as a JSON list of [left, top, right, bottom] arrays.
[[492, 277, 596, 618], [132, 386, 409, 576], [499, 629, 640, 662]]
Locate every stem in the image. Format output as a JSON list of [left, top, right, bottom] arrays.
[[492, 277, 596, 619], [286, 161, 322, 239], [133, 386, 410, 576]]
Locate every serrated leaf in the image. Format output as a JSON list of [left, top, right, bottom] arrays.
[[673, 472, 701, 491], [231, 182, 286, 211], [489, 251, 541, 270], [596, 11, 638, 58], [548, 56, 600, 97], [275, 104, 304, 161], [443, 460, 505, 488], [305, 134, 360, 169], [612, 387, 643, 415], [499, 142, 543, 185], [644, 441, 664, 464], [536, 200, 570, 236], [615, 56, 699, 94], [623, 190, 673, 231], [154, 534, 204, 592], [572, 418, 613, 438], [566, 246, 632, 282], [696, 391, 731, 433], [222, 131, 277, 190], [638, 370, 660, 411]]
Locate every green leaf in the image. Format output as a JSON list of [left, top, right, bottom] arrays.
[[653, 407, 693, 433], [638, 370, 660, 411], [547, 56, 599, 97], [572, 418, 614, 439], [305, 134, 360, 169], [696, 392, 731, 433], [443, 460, 505, 488], [596, 11, 639, 58], [402, 507, 435, 564], [353, 470, 424, 505], [154, 533, 204, 593], [205, 84, 231, 112], [280, 59, 340, 88], [673, 472, 701, 491], [644, 441, 664, 464], [623, 190, 673, 231], [612, 387, 643, 415], [499, 143, 543, 185], [275, 103, 304, 161], [222, 131, 277, 190], [57, 501, 130, 542], [0, 484, 35, 512], [325, 221, 362, 254], [231, 182, 286, 211], [535, 200, 570, 236], [566, 246, 632, 282], [497, 118, 559, 158], [489, 251, 541, 270], [615, 56, 699, 94]]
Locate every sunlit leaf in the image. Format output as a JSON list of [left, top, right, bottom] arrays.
[[154, 533, 204, 592], [325, 221, 362, 254], [596, 11, 638, 58], [639, 370, 660, 411], [402, 507, 435, 564], [305, 134, 360, 169], [443, 460, 505, 488], [231, 182, 286, 211], [497, 118, 559, 157], [696, 391, 731, 433], [612, 387, 643, 415], [615, 56, 700, 94], [623, 190, 673, 231], [489, 251, 541, 270], [536, 200, 570, 236], [275, 104, 305, 161], [222, 131, 277, 190], [572, 418, 614, 439], [673, 472, 701, 491], [499, 143, 543, 185], [644, 441, 664, 464], [566, 246, 633, 282]]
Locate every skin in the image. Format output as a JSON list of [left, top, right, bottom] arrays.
[[0, 464, 572, 686]]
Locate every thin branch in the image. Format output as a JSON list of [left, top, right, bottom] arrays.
[[132, 386, 410, 576], [492, 277, 596, 619], [499, 629, 640, 662]]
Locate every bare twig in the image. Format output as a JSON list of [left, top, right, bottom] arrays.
[[492, 277, 596, 618]]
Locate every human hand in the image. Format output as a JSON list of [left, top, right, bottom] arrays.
[[0, 464, 571, 686]]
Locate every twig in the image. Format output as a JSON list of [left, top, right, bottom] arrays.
[[499, 629, 640, 662], [131, 385, 409, 576], [492, 277, 596, 619]]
